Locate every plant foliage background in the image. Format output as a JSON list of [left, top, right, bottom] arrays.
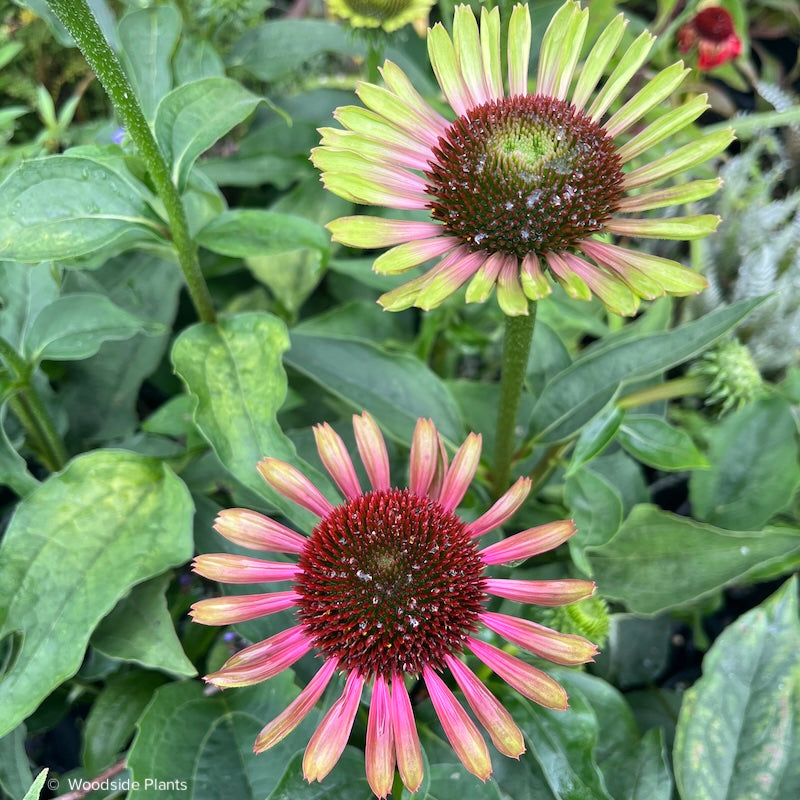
[[0, 0, 799, 798]]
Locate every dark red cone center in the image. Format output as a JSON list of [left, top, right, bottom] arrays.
[[425, 94, 625, 258], [295, 488, 486, 678]]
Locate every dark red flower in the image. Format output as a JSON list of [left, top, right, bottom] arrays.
[[678, 6, 742, 70]]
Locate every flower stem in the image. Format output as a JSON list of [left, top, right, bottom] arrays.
[[45, 0, 216, 324], [492, 305, 536, 499], [366, 43, 382, 84], [616, 375, 707, 410], [0, 337, 67, 472]]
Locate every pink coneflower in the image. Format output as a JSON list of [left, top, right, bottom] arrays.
[[678, 6, 742, 70], [191, 412, 597, 797], [312, 1, 734, 316]]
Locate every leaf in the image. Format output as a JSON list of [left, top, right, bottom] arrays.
[[565, 468, 623, 575], [286, 332, 464, 448], [587, 504, 800, 614], [21, 769, 48, 800], [690, 396, 800, 529], [91, 574, 196, 677], [154, 77, 263, 190], [24, 293, 158, 363], [526, 320, 572, 397], [0, 262, 61, 352], [427, 763, 502, 800], [529, 298, 766, 443], [127, 675, 323, 800], [617, 414, 709, 471], [673, 577, 800, 800], [82, 671, 170, 773], [171, 312, 332, 530], [0, 404, 39, 497], [230, 20, 363, 83], [174, 37, 225, 84], [0, 156, 161, 262], [565, 402, 625, 477], [0, 450, 194, 737], [0, 724, 32, 800], [196, 210, 328, 259], [118, 4, 181, 121], [607, 727, 672, 800], [265, 747, 373, 800]]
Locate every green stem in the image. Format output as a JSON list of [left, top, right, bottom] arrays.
[[528, 441, 571, 494], [45, 0, 216, 324], [616, 375, 707, 410], [391, 771, 404, 800], [0, 338, 67, 472], [492, 304, 536, 499], [366, 43, 382, 84]]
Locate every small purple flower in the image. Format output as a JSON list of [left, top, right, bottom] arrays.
[[111, 127, 126, 145]]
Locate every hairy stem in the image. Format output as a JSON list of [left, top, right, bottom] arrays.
[[492, 304, 536, 499], [45, 0, 216, 324]]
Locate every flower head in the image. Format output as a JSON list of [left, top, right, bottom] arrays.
[[191, 412, 597, 797], [678, 6, 742, 70], [327, 0, 435, 32], [312, 1, 734, 316]]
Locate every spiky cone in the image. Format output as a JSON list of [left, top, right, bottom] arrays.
[[326, 0, 435, 32], [191, 412, 598, 797], [312, 1, 734, 317]]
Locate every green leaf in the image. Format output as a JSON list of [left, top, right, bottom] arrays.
[[529, 298, 766, 443], [427, 763, 502, 799], [0, 450, 194, 737], [587, 504, 800, 614], [127, 675, 323, 800], [0, 724, 32, 800], [196, 210, 329, 259], [607, 727, 672, 800], [91, 573, 196, 677], [526, 320, 571, 397], [0, 262, 61, 352], [154, 77, 263, 190], [617, 414, 709, 471], [230, 20, 363, 83], [565, 402, 624, 477], [21, 769, 48, 800], [690, 396, 800, 529], [673, 577, 800, 800], [286, 332, 464, 448], [565, 468, 623, 575], [118, 4, 181, 121], [0, 404, 39, 497], [0, 156, 161, 262], [265, 747, 373, 800], [171, 312, 332, 530], [82, 671, 170, 773], [24, 293, 158, 363], [174, 37, 225, 84]]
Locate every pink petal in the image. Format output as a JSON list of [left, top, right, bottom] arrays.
[[438, 433, 482, 512], [423, 666, 492, 781], [480, 611, 599, 666], [485, 578, 596, 606], [414, 248, 486, 310], [467, 637, 568, 710], [225, 625, 309, 667], [213, 508, 307, 554], [353, 411, 391, 491], [479, 519, 576, 565], [427, 430, 450, 503], [206, 627, 312, 687], [466, 477, 531, 537], [313, 422, 361, 500], [391, 674, 424, 794], [366, 675, 395, 799], [190, 591, 298, 625], [254, 658, 339, 752], [444, 655, 525, 758], [409, 418, 440, 497], [192, 554, 298, 584], [303, 671, 364, 783], [258, 458, 333, 518]]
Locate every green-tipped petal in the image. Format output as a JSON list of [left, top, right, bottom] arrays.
[[465, 252, 504, 303], [616, 178, 723, 213], [642, 256, 709, 295], [378, 273, 431, 311], [327, 216, 442, 249], [379, 60, 447, 132], [607, 214, 721, 240], [356, 82, 442, 147], [616, 94, 709, 163], [373, 236, 456, 273], [625, 128, 735, 189], [415, 251, 484, 309], [604, 62, 690, 138], [480, 5, 503, 100], [507, 3, 531, 96], [496, 259, 529, 315], [587, 30, 655, 121], [335, 106, 426, 150], [546, 252, 592, 301], [536, 1, 584, 99], [520, 253, 551, 300], [571, 14, 627, 111], [454, 4, 486, 105], [428, 21, 471, 116]]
